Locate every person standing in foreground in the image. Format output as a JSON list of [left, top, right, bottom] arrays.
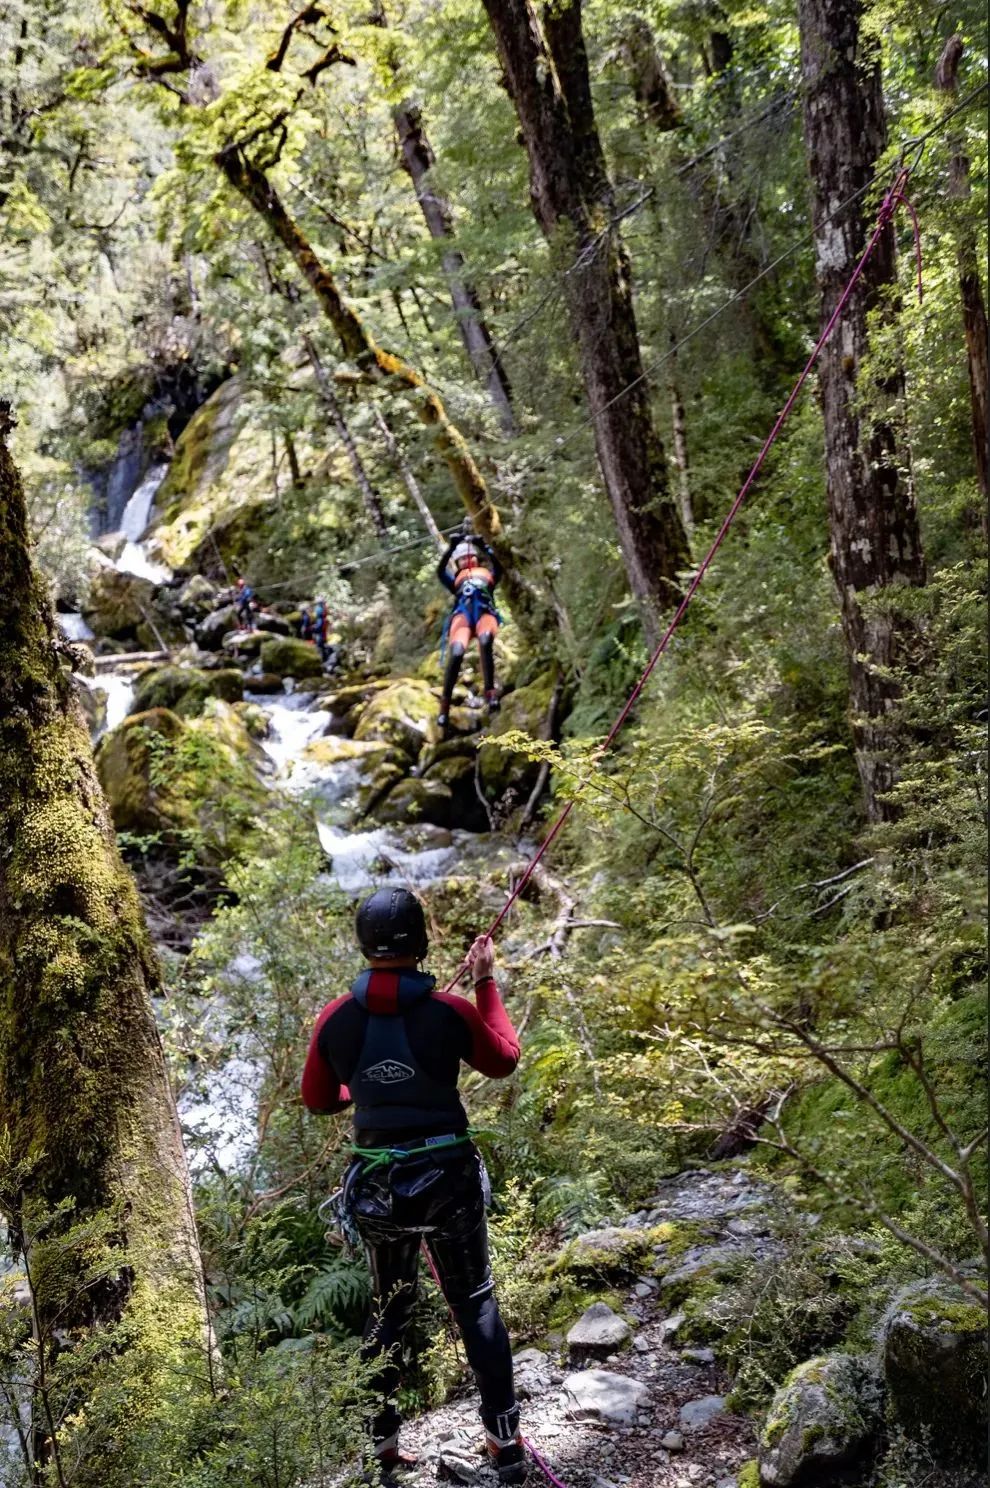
[[301, 889, 527, 1486]]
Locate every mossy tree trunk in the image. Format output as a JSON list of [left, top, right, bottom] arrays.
[[0, 409, 209, 1470], [936, 36, 989, 518], [481, 0, 690, 645], [798, 0, 927, 823], [215, 144, 540, 629]]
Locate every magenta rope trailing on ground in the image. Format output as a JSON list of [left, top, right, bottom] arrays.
[[522, 1435, 573, 1488], [440, 161, 921, 996]]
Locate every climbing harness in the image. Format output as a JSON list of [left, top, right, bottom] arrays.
[[440, 154, 927, 995], [439, 580, 503, 660]]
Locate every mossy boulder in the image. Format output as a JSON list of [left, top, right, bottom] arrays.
[[422, 752, 489, 832], [176, 573, 219, 617], [259, 636, 324, 679], [82, 568, 156, 642], [556, 1225, 671, 1281], [882, 1281, 988, 1462], [196, 604, 240, 650], [371, 776, 455, 828], [303, 737, 392, 769], [356, 760, 407, 818], [132, 665, 243, 718], [479, 670, 556, 799], [759, 1354, 883, 1486], [95, 709, 193, 833], [353, 679, 438, 759]]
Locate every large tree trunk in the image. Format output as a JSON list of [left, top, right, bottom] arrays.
[[798, 0, 926, 823], [214, 145, 541, 629], [0, 407, 209, 1469], [935, 36, 989, 519], [393, 101, 517, 436], [481, 0, 690, 642]]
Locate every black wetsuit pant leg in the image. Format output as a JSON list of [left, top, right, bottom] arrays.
[[355, 1151, 515, 1446], [424, 1196, 516, 1439], [361, 1234, 421, 1445]]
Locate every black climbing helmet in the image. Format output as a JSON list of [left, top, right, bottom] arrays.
[[355, 888, 429, 961]]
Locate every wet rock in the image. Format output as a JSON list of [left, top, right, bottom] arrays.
[[422, 753, 490, 832], [882, 1280, 988, 1462], [77, 678, 106, 735], [303, 737, 391, 770], [244, 672, 286, 695], [259, 636, 325, 679], [567, 1302, 632, 1356], [254, 612, 292, 635], [133, 664, 244, 718], [661, 1431, 685, 1452], [196, 603, 240, 649], [512, 1347, 552, 1400], [353, 678, 438, 759], [176, 573, 218, 616], [356, 759, 407, 818], [759, 1354, 883, 1487], [224, 630, 264, 659], [372, 776, 455, 829], [562, 1369, 649, 1425], [680, 1395, 727, 1431], [83, 568, 156, 642]]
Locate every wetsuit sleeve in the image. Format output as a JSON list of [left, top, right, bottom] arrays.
[[437, 542, 457, 594], [301, 997, 352, 1114], [481, 543, 503, 587], [435, 979, 520, 1076]]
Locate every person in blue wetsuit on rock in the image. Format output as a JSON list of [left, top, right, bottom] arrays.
[[302, 888, 527, 1486], [436, 526, 503, 737]]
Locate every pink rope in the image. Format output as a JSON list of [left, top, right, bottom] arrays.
[[522, 1435, 573, 1488], [441, 166, 919, 994]]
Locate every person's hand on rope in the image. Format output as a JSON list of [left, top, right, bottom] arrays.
[[466, 934, 495, 987]]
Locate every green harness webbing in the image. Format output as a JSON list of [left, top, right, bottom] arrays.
[[348, 1123, 502, 1175], [349, 1132, 471, 1172]]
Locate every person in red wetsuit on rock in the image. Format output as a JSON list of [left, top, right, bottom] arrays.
[[301, 888, 527, 1487]]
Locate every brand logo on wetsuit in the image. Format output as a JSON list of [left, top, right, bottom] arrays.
[[364, 1058, 415, 1084]]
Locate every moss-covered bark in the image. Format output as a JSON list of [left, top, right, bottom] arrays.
[[213, 144, 542, 635], [0, 408, 208, 1467]]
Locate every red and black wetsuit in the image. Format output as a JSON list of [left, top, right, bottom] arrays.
[[302, 967, 522, 1461], [301, 966, 519, 1140]]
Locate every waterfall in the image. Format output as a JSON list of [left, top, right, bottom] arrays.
[[115, 464, 173, 582]]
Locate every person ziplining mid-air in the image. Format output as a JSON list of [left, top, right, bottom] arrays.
[[436, 525, 503, 737], [301, 890, 528, 1486]]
